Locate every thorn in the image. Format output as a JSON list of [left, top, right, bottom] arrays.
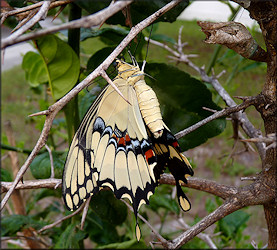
[[216, 70, 226, 79], [29, 110, 49, 117], [202, 107, 218, 113], [233, 96, 250, 101]]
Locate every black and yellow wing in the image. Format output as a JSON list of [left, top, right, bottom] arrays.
[[62, 59, 194, 241], [150, 127, 194, 212], [62, 76, 157, 221]]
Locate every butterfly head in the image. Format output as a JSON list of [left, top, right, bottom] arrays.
[[115, 59, 144, 84]]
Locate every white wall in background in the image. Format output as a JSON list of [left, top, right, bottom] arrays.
[[179, 1, 257, 27]]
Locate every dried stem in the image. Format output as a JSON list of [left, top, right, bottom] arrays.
[[2, 0, 51, 47], [1, 175, 238, 200], [177, 217, 217, 249], [1, 0, 74, 24], [38, 203, 85, 233], [175, 96, 257, 139], [44, 144, 55, 178], [122, 200, 168, 246], [80, 196, 91, 230], [1, 1, 133, 49], [146, 34, 266, 160]]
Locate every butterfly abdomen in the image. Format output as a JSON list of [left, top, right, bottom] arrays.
[[134, 80, 164, 138]]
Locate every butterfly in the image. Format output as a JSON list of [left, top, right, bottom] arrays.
[[62, 58, 194, 241]]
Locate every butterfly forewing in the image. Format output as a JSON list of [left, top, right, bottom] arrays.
[[62, 75, 157, 214], [62, 59, 194, 241]]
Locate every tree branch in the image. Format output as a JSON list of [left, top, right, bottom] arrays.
[[174, 96, 257, 139], [168, 200, 242, 248], [1, 0, 73, 24], [1, 0, 133, 49], [1, 0, 51, 48], [1, 174, 238, 201], [160, 174, 237, 200], [146, 34, 266, 160]]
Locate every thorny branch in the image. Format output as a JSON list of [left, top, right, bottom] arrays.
[[177, 217, 217, 249], [2, 0, 51, 47], [1, 0, 134, 49], [1, 0, 74, 24], [146, 32, 266, 161], [0, 175, 237, 200]]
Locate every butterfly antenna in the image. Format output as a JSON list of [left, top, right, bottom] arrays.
[[144, 24, 153, 62], [133, 32, 142, 57]]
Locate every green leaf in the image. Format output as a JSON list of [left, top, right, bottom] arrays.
[[84, 211, 120, 245], [79, 89, 98, 120], [149, 185, 179, 214], [87, 47, 116, 75], [1, 214, 43, 236], [150, 33, 176, 44], [90, 190, 128, 226], [1, 168, 12, 182], [218, 210, 250, 238], [22, 51, 48, 87], [30, 151, 64, 179], [86, 46, 118, 86], [54, 223, 86, 249], [205, 198, 217, 213], [145, 63, 226, 150], [7, 0, 26, 7], [35, 35, 80, 100], [76, 0, 189, 26], [80, 27, 129, 44], [97, 239, 147, 249]]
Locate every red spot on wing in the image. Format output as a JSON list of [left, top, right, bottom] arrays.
[[172, 141, 179, 148], [125, 134, 131, 142], [145, 149, 154, 163], [118, 137, 125, 146]]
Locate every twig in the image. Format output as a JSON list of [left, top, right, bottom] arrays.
[[29, 110, 49, 117], [100, 70, 131, 104], [0, 0, 183, 211], [12, 10, 37, 33], [80, 196, 91, 230], [1, 1, 133, 49], [177, 217, 217, 249], [1, 179, 62, 193], [175, 97, 256, 139], [238, 130, 256, 153], [44, 144, 55, 178], [241, 176, 257, 181], [222, 139, 239, 169], [147, 30, 266, 161], [1, 0, 73, 24], [38, 203, 85, 233], [2, 0, 51, 47], [160, 174, 237, 200], [121, 200, 168, 247], [1, 175, 238, 200], [168, 200, 241, 249]]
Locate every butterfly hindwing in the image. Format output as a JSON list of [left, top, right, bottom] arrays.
[[150, 127, 194, 212]]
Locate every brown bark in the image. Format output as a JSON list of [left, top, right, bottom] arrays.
[[243, 1, 277, 248], [198, 1, 277, 248]]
